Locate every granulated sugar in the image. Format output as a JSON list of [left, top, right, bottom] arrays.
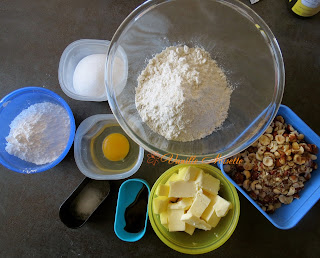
[[135, 45, 232, 142]]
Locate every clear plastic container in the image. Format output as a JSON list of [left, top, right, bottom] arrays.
[[58, 39, 110, 102], [74, 114, 144, 180], [106, 0, 285, 162]]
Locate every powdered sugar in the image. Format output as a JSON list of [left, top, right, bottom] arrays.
[[135, 45, 232, 142], [5, 102, 70, 165]]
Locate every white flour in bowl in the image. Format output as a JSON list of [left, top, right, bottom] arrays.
[[5, 102, 70, 165], [135, 45, 232, 142]]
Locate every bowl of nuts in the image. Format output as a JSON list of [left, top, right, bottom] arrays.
[[219, 105, 319, 229]]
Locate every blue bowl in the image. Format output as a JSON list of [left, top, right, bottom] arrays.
[[0, 87, 76, 174], [114, 179, 150, 242], [218, 104, 320, 229]]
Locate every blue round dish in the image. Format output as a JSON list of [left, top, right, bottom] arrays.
[[114, 178, 150, 242], [0, 87, 76, 174]]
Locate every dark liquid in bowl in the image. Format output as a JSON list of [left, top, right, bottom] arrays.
[[124, 185, 148, 233]]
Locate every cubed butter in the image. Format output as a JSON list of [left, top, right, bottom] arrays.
[[178, 167, 188, 177], [168, 209, 185, 232], [202, 208, 221, 228], [160, 211, 168, 225], [195, 171, 220, 195], [212, 195, 232, 217], [156, 184, 170, 196], [180, 166, 202, 181], [181, 212, 212, 231], [188, 190, 211, 218], [153, 196, 169, 214], [201, 194, 218, 222], [165, 173, 181, 186], [168, 198, 193, 210], [185, 223, 196, 235], [169, 180, 197, 198]]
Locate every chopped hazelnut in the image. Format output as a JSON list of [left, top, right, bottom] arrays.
[[263, 156, 274, 167], [228, 117, 318, 214], [265, 126, 273, 134], [275, 116, 284, 124], [292, 142, 299, 150], [259, 135, 271, 146], [275, 135, 285, 145]]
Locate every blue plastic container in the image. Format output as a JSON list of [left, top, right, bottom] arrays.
[[0, 87, 76, 173], [114, 179, 150, 242], [219, 104, 320, 229]]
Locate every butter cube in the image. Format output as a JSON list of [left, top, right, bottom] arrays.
[[202, 197, 221, 228], [168, 209, 185, 232], [179, 166, 202, 181], [156, 184, 170, 196], [188, 190, 211, 218], [169, 180, 197, 198], [202, 194, 218, 222], [165, 173, 181, 186], [195, 171, 220, 195], [181, 212, 212, 231], [205, 210, 220, 228], [153, 196, 169, 214], [212, 195, 232, 217], [185, 223, 196, 235], [160, 211, 168, 225], [178, 167, 188, 177], [168, 198, 193, 210]]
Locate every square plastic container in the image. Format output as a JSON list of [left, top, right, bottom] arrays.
[[218, 104, 320, 229], [58, 39, 110, 101], [74, 114, 144, 180]]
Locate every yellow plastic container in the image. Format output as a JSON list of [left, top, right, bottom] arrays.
[[148, 164, 240, 254]]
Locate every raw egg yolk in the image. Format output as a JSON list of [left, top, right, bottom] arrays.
[[102, 133, 130, 161]]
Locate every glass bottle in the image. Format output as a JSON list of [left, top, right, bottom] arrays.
[[287, 0, 320, 17]]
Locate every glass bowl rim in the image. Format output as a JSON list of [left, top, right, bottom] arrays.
[[105, 0, 285, 162]]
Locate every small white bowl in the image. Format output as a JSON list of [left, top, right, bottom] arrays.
[[58, 39, 110, 102], [74, 114, 144, 180]]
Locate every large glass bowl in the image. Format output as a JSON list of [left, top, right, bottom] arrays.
[[106, 0, 284, 162]]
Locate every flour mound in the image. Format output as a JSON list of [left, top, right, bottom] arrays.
[[5, 102, 70, 165], [135, 45, 232, 142]]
